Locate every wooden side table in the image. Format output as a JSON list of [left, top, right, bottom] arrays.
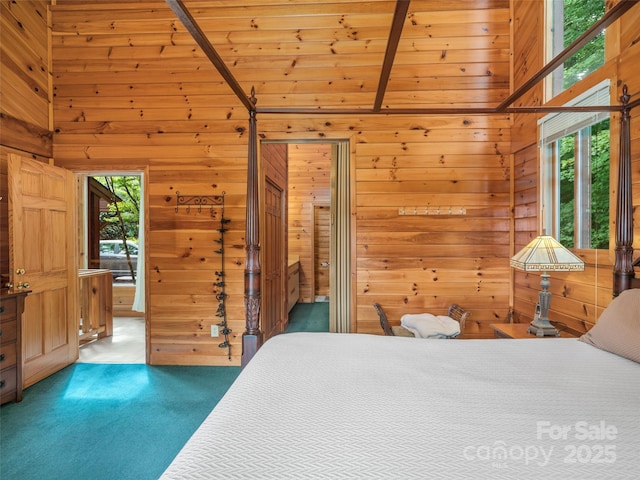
[[490, 323, 577, 339]]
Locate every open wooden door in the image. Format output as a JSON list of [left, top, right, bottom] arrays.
[[8, 155, 78, 388]]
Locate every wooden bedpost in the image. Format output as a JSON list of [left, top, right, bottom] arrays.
[[613, 85, 635, 296], [242, 88, 263, 367]]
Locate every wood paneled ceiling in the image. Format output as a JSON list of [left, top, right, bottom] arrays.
[[52, 0, 634, 115], [168, 0, 509, 113], [52, 0, 510, 112], [168, 0, 512, 112]]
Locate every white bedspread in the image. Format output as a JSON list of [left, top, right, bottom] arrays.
[[161, 332, 640, 479]]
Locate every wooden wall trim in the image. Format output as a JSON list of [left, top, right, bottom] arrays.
[[0, 113, 52, 158]]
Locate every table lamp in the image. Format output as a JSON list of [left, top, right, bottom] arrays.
[[510, 235, 584, 336]]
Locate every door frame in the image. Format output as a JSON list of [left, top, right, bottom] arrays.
[[76, 169, 149, 363], [260, 137, 355, 332]]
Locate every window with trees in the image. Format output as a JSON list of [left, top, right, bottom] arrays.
[[546, 0, 606, 98], [539, 81, 610, 250]]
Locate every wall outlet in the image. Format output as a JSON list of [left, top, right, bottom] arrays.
[[210, 324, 219, 337]]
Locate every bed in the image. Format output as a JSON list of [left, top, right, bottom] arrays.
[[161, 82, 640, 479], [161, 326, 640, 479]]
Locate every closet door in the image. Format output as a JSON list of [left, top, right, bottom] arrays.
[[9, 154, 78, 388], [263, 178, 284, 341]]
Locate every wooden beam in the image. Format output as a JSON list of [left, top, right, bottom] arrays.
[[165, 0, 255, 113], [497, 0, 638, 111], [256, 105, 621, 115], [373, 0, 410, 112]]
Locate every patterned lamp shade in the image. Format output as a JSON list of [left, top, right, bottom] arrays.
[[510, 235, 584, 272]]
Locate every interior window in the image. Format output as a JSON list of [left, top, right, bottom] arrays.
[[539, 81, 610, 250], [547, 0, 606, 98]]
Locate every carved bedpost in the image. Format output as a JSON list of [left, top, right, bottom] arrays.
[[242, 88, 263, 367], [613, 85, 634, 296]]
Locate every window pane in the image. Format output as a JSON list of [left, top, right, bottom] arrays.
[[551, 119, 610, 250], [590, 119, 610, 249], [559, 135, 576, 248], [549, 0, 605, 97]]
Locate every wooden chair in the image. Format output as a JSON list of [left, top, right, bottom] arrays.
[[373, 303, 471, 338]]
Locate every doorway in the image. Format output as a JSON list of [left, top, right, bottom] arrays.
[[77, 172, 147, 363], [262, 139, 352, 333]]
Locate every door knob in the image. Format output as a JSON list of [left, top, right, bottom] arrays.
[[15, 268, 25, 275]]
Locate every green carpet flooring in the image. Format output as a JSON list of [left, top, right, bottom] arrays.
[[0, 364, 240, 480], [0, 302, 328, 480], [285, 301, 329, 332]]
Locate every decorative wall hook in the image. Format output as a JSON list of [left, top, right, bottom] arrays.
[[176, 191, 232, 359], [397, 206, 467, 216], [175, 191, 224, 214]]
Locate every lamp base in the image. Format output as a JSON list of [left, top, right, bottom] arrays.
[[527, 320, 559, 337], [527, 298, 559, 337]]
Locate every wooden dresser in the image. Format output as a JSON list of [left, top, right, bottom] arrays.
[[1, 290, 29, 405], [287, 258, 300, 312]]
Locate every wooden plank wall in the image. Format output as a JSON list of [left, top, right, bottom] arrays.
[[246, 115, 513, 337], [0, 0, 52, 283], [348, 113, 512, 336], [47, 0, 513, 364], [0, 0, 622, 366], [287, 143, 331, 303], [0, 0, 50, 133], [511, 0, 640, 333]]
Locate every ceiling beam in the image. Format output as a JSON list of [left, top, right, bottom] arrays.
[[496, 0, 638, 111], [166, 0, 255, 113], [255, 104, 623, 116], [373, 0, 410, 112]]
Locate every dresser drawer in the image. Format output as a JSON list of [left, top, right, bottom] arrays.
[[0, 342, 17, 369], [0, 298, 17, 321], [0, 320, 18, 344], [0, 366, 17, 394], [1, 291, 28, 405]]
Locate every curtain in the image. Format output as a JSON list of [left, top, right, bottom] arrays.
[[330, 141, 351, 333], [132, 176, 145, 312]]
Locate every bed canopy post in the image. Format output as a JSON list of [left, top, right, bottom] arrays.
[[242, 87, 263, 367], [613, 84, 634, 296]]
